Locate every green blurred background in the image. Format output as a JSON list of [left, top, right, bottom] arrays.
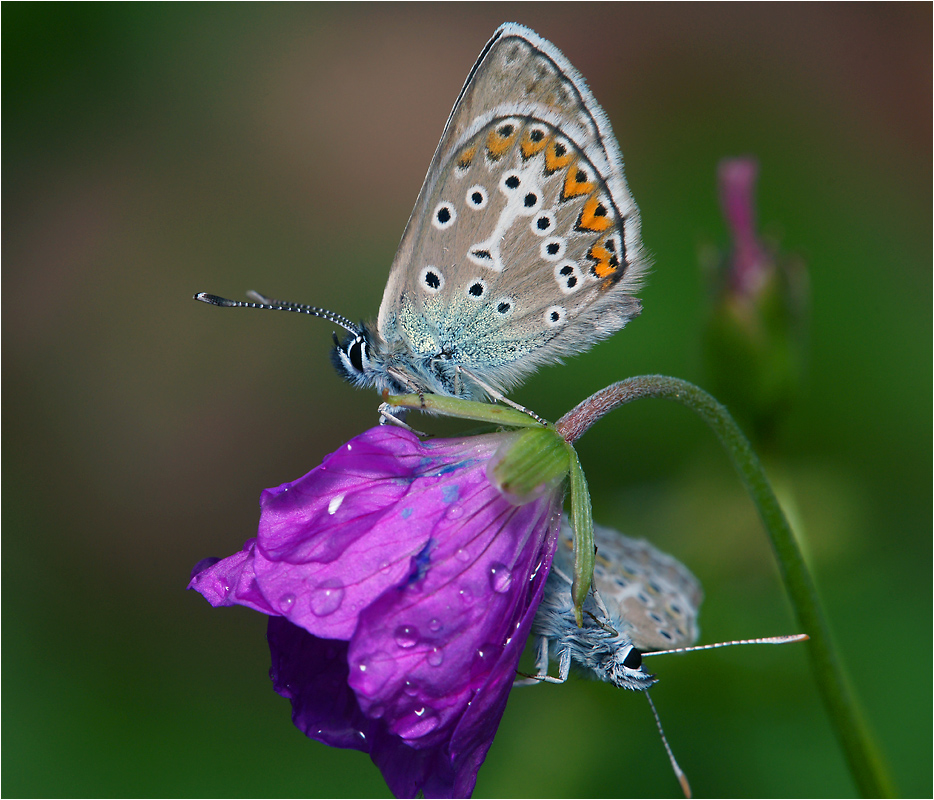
[[4, 4, 930, 797]]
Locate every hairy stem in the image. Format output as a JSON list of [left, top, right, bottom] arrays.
[[557, 375, 893, 798]]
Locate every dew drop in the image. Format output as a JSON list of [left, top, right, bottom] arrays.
[[489, 562, 513, 593], [397, 707, 440, 738], [446, 504, 464, 520], [394, 624, 419, 648], [327, 493, 345, 515], [278, 593, 296, 612], [428, 647, 444, 667], [458, 586, 474, 605], [403, 680, 419, 696], [456, 548, 471, 562], [310, 579, 345, 616], [428, 618, 442, 632], [471, 641, 500, 680], [369, 703, 385, 719]]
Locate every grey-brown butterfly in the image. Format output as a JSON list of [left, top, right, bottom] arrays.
[[196, 23, 647, 401], [521, 519, 808, 796]]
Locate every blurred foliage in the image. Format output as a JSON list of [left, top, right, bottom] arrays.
[[3, 4, 930, 798]]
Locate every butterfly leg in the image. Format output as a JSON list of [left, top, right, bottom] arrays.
[[513, 635, 552, 686], [514, 637, 571, 686], [455, 366, 548, 425], [377, 403, 427, 435]]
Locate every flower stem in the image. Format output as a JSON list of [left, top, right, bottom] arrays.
[[556, 375, 894, 798]]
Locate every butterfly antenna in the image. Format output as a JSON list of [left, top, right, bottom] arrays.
[[646, 691, 691, 798], [643, 633, 809, 658], [194, 291, 360, 335]]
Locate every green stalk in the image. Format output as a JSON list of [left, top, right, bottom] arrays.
[[556, 375, 893, 798], [385, 392, 544, 429]]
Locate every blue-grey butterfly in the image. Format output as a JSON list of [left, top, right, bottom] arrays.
[[521, 519, 808, 796], [196, 23, 647, 401]]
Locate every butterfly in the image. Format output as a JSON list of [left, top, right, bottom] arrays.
[[196, 23, 647, 402], [523, 518, 703, 691], [520, 518, 808, 797]]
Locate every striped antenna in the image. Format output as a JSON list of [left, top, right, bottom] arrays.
[[641, 632, 807, 797], [643, 633, 809, 658], [646, 690, 692, 799], [193, 291, 360, 335]]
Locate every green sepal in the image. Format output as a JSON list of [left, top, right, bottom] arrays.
[[568, 445, 594, 627], [489, 426, 570, 504]]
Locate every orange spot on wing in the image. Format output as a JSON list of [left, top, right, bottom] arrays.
[[588, 242, 620, 279], [578, 195, 612, 231], [521, 128, 550, 159], [457, 145, 477, 170], [563, 160, 596, 199], [544, 139, 572, 173], [486, 125, 518, 159]]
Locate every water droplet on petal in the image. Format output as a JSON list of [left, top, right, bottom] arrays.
[[447, 504, 464, 520], [397, 707, 440, 738], [456, 547, 471, 562], [310, 579, 345, 616], [394, 624, 419, 648], [278, 593, 296, 612], [403, 680, 419, 696], [428, 647, 444, 667], [489, 561, 512, 593], [459, 586, 474, 604], [428, 618, 442, 632], [369, 703, 385, 719], [471, 641, 501, 680], [327, 493, 345, 515]]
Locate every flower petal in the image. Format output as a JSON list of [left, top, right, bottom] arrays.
[[252, 427, 516, 641], [268, 617, 455, 797], [187, 539, 278, 615]]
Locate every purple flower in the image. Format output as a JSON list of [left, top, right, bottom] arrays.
[[189, 425, 563, 798], [703, 157, 810, 440], [718, 157, 772, 299]]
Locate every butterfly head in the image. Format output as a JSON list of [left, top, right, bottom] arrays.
[[607, 642, 657, 691], [332, 324, 389, 392]]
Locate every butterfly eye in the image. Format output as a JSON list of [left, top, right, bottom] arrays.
[[622, 648, 643, 669], [347, 335, 367, 374]]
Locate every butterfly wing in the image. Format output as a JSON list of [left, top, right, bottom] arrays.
[[377, 23, 648, 397], [582, 523, 703, 652]]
